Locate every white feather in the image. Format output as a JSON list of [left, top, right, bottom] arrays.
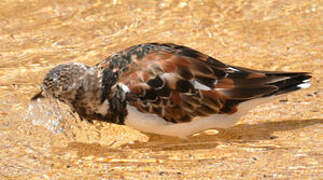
[[226, 67, 240, 72], [118, 83, 130, 92], [192, 80, 211, 90], [160, 73, 175, 79], [297, 82, 311, 89]]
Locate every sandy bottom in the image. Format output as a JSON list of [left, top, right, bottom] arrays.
[[0, 0, 322, 179]]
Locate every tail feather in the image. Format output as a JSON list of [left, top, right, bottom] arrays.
[[215, 66, 312, 100], [266, 73, 311, 96]]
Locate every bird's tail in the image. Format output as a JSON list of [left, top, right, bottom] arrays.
[[263, 72, 311, 97], [215, 66, 312, 100]]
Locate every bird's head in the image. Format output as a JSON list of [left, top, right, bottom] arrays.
[[31, 63, 98, 105]]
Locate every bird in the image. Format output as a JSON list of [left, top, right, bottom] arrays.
[[31, 43, 312, 139]]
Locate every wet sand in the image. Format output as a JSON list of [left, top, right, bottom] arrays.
[[0, 0, 322, 179]]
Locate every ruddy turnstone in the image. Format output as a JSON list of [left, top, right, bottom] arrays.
[[32, 43, 311, 138]]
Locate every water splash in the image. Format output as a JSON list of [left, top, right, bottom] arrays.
[[24, 98, 71, 134]]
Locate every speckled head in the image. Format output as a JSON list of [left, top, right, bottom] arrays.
[[31, 63, 96, 104]]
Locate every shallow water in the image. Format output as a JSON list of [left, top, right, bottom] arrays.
[[0, 0, 322, 179]]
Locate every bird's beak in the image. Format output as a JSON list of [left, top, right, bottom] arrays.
[[31, 91, 45, 101]]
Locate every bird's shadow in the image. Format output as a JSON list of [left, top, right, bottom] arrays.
[[120, 118, 323, 151], [61, 118, 322, 156]]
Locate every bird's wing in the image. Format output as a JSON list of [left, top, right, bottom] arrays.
[[97, 43, 310, 123]]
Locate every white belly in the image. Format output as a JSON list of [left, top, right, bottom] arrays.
[[124, 97, 276, 138]]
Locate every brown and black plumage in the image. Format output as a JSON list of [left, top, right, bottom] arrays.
[[32, 43, 311, 138]]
